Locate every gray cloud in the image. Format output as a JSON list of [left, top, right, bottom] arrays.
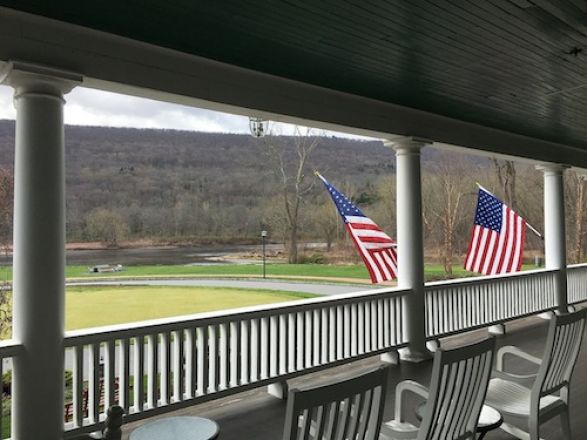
[[0, 85, 373, 139]]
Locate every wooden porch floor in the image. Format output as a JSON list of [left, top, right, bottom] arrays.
[[121, 308, 587, 440]]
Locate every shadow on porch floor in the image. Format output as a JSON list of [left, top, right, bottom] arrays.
[[121, 308, 587, 440]]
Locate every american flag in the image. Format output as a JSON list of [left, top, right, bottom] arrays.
[[464, 186, 526, 275], [317, 173, 397, 283]]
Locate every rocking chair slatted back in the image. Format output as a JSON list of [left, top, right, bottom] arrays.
[[283, 367, 388, 440], [537, 309, 586, 397], [418, 337, 496, 440]]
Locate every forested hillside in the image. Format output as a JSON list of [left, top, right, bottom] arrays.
[[0, 120, 393, 241], [1, 119, 585, 267]]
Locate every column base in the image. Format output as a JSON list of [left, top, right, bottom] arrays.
[[380, 350, 399, 365], [267, 381, 288, 400], [399, 347, 433, 363], [488, 323, 506, 335], [426, 339, 441, 352]]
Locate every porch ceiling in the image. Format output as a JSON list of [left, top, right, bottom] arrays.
[[1, 1, 587, 162]]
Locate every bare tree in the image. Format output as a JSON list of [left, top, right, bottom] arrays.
[[424, 152, 475, 275], [566, 171, 587, 263], [313, 201, 339, 251], [85, 208, 129, 248], [492, 158, 517, 207], [261, 128, 320, 263]]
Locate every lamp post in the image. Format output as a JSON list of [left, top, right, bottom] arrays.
[[261, 230, 268, 279]]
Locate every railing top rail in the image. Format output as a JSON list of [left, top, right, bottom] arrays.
[[424, 267, 558, 291], [0, 339, 24, 357], [567, 263, 587, 270], [65, 285, 410, 346]]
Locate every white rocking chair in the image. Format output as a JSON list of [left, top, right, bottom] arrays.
[[485, 309, 586, 440], [381, 337, 496, 440], [282, 366, 389, 440]]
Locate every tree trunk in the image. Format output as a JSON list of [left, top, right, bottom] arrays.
[[288, 224, 298, 263], [573, 176, 585, 263], [493, 159, 517, 207], [443, 212, 453, 275]]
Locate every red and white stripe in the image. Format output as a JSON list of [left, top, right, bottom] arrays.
[[464, 206, 526, 275], [345, 215, 398, 283]]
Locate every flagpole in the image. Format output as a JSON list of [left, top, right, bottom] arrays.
[[525, 222, 543, 239], [475, 182, 543, 239]]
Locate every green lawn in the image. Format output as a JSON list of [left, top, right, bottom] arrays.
[[66, 285, 314, 330], [0, 262, 538, 285]]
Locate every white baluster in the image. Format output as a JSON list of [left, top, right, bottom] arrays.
[[105, 340, 116, 407], [279, 315, 288, 375], [270, 315, 279, 377], [288, 314, 296, 373], [196, 327, 207, 396], [240, 321, 249, 385], [230, 321, 240, 386], [344, 305, 351, 357], [251, 319, 259, 381], [219, 323, 228, 389], [358, 303, 364, 355], [173, 330, 185, 401], [305, 311, 313, 368], [208, 325, 218, 392], [147, 335, 158, 408], [160, 332, 171, 405], [329, 307, 336, 362], [260, 318, 269, 379], [313, 309, 320, 365], [119, 338, 130, 412]]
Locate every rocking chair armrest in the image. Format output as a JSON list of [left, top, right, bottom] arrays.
[[394, 380, 429, 422], [492, 369, 538, 388], [496, 346, 542, 372]]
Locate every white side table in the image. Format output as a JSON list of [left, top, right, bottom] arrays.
[[130, 416, 219, 440]]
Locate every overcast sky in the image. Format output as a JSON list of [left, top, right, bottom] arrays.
[[0, 85, 371, 139]]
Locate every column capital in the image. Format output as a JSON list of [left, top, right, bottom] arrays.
[[383, 136, 431, 153], [0, 60, 82, 98], [535, 163, 569, 175]]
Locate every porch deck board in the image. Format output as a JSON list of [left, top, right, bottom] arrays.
[[121, 311, 586, 439]]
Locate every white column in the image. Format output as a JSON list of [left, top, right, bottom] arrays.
[[1, 61, 80, 440], [538, 163, 568, 313], [385, 137, 430, 361]]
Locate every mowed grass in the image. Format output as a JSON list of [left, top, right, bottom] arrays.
[[66, 285, 315, 330]]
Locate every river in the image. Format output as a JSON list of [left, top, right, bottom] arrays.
[[0, 243, 289, 267]]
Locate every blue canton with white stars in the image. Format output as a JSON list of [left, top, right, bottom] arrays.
[[474, 189, 503, 232], [325, 183, 366, 222]]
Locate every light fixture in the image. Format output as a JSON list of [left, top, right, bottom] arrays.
[[249, 117, 268, 138]]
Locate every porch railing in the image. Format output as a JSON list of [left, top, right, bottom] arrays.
[[567, 263, 587, 304], [425, 268, 558, 338], [0, 341, 23, 437], [0, 265, 585, 438], [62, 287, 409, 437]]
